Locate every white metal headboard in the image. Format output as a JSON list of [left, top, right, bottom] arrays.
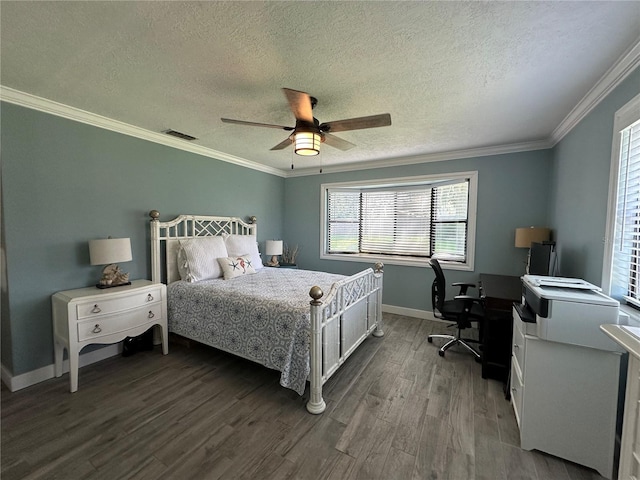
[[148, 210, 257, 284]]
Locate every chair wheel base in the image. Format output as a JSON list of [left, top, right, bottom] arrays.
[[438, 350, 445, 357]]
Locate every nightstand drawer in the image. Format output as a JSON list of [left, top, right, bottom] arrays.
[[75, 287, 163, 319], [77, 305, 163, 342]]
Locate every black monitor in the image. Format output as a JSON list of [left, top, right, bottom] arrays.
[[529, 242, 555, 276]]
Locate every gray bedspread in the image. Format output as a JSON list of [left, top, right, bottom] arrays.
[[167, 268, 346, 395]]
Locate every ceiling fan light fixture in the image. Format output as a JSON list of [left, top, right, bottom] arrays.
[[294, 131, 321, 156]]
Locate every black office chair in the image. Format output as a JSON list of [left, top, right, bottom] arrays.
[[427, 258, 484, 361]]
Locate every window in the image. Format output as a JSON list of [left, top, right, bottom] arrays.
[[321, 172, 477, 270], [603, 93, 640, 309]]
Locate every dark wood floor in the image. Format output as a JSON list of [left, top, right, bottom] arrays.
[[2, 314, 607, 480]]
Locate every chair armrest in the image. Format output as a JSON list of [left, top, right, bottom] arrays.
[[452, 282, 477, 295], [454, 294, 482, 303]]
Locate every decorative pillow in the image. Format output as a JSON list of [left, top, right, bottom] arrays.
[[218, 255, 257, 280], [223, 234, 263, 270], [178, 237, 228, 282]]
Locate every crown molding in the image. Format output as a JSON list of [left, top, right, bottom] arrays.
[[0, 86, 286, 178], [285, 139, 552, 177], [3, 31, 639, 180], [0, 84, 553, 179], [550, 36, 640, 146]]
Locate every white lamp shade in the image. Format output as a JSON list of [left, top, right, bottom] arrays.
[[515, 227, 551, 248], [265, 240, 283, 256], [294, 132, 321, 156], [89, 238, 132, 265]]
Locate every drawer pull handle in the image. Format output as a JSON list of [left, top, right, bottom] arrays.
[[147, 294, 154, 302], [92, 324, 102, 333], [148, 311, 155, 319], [513, 344, 519, 349], [92, 305, 101, 313]]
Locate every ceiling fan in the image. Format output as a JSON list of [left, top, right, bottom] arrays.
[[221, 88, 391, 156]]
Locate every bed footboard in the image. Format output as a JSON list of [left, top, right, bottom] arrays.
[[307, 263, 384, 414]]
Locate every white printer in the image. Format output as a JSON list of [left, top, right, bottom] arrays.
[[513, 275, 625, 479], [522, 275, 624, 352]]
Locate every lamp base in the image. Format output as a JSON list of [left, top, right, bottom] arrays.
[[266, 255, 280, 267], [95, 281, 131, 289], [96, 263, 131, 288]]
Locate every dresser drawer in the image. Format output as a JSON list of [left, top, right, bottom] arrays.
[[77, 304, 163, 342], [511, 361, 524, 428], [512, 317, 526, 371], [75, 286, 163, 320]]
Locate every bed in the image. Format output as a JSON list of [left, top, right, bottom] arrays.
[[148, 211, 384, 413]]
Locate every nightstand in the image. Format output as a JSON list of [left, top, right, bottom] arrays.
[[52, 279, 168, 392]]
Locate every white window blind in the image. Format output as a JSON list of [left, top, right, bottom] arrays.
[[327, 180, 469, 262], [612, 119, 640, 307], [432, 182, 469, 261], [360, 189, 432, 256], [327, 190, 360, 253]]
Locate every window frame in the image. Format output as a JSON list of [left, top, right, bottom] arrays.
[[602, 92, 640, 310], [320, 172, 478, 271]]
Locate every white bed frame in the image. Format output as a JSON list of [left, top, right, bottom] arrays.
[[149, 210, 384, 414]]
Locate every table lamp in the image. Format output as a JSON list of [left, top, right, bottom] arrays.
[[515, 227, 550, 274], [89, 237, 132, 288], [265, 240, 283, 267]]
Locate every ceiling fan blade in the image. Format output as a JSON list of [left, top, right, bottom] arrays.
[[221, 118, 293, 131], [270, 136, 293, 151], [323, 133, 356, 151], [282, 88, 314, 123], [320, 113, 391, 133]]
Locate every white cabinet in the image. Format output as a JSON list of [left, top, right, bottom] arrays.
[[511, 307, 622, 479], [620, 353, 640, 480], [52, 280, 168, 392], [601, 324, 640, 480]]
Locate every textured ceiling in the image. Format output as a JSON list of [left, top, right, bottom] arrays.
[[1, 1, 639, 175]]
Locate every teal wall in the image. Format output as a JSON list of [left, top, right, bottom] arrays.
[[3, 65, 636, 379], [549, 68, 640, 285], [283, 150, 552, 312], [1, 102, 285, 375]]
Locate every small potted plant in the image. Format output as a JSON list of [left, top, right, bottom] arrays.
[[280, 244, 300, 268]]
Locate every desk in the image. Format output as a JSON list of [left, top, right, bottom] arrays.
[[479, 274, 521, 383]]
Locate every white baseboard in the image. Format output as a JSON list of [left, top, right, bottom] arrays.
[[1, 344, 121, 392], [2, 306, 440, 392], [382, 303, 442, 321]]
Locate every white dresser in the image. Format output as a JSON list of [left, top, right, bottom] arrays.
[[511, 276, 624, 479], [601, 324, 640, 480], [52, 279, 168, 392]]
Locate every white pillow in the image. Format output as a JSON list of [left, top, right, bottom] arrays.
[[178, 237, 228, 282], [218, 255, 257, 280], [224, 234, 263, 270]]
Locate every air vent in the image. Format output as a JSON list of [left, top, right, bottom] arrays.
[[162, 129, 197, 141]]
